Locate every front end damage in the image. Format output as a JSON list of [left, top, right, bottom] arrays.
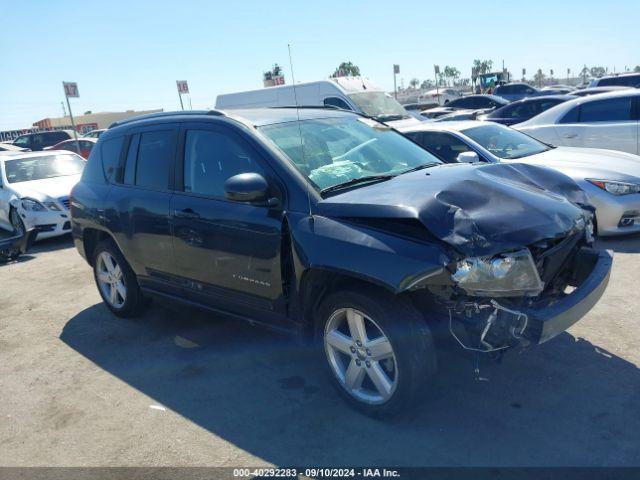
[[313, 161, 614, 355], [414, 221, 612, 353]]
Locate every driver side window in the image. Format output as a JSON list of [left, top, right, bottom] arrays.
[[183, 129, 266, 198], [415, 132, 474, 163], [323, 97, 352, 111]]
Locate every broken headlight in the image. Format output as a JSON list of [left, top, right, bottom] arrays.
[[452, 249, 543, 297]]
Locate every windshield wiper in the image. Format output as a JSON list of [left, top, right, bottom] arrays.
[[398, 163, 440, 175], [320, 174, 395, 194]]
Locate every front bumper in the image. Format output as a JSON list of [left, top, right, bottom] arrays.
[[585, 184, 640, 236], [21, 209, 72, 240], [519, 248, 613, 344]]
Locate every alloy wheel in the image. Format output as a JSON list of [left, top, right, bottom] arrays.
[[324, 307, 398, 404], [96, 251, 127, 309]]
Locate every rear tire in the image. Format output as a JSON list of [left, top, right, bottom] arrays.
[[93, 239, 146, 318], [318, 286, 437, 418]]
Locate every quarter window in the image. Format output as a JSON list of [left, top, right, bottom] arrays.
[[100, 136, 124, 182], [559, 106, 580, 124], [134, 130, 174, 190], [579, 97, 633, 123], [183, 130, 265, 198]]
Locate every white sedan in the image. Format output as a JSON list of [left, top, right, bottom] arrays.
[[420, 88, 462, 106], [401, 121, 640, 236], [514, 89, 640, 155], [0, 151, 86, 240]]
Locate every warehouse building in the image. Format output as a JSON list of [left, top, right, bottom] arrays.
[[32, 109, 163, 134]]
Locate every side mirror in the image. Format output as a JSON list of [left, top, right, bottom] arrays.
[[457, 151, 479, 163], [224, 172, 275, 205]]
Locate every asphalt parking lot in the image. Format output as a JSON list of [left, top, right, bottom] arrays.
[[1, 233, 639, 467]]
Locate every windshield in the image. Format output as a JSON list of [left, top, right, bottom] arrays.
[[4, 154, 85, 183], [462, 123, 550, 159], [259, 116, 441, 192], [347, 92, 410, 121]]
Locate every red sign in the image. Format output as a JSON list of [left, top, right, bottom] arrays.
[[63, 82, 79, 98], [176, 80, 189, 94]]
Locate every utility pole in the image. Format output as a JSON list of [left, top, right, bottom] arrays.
[[393, 64, 399, 99]]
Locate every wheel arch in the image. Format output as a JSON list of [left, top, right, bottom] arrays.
[[82, 227, 121, 266], [296, 267, 405, 341]]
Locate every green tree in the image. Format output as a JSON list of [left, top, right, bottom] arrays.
[[634, 66, 640, 73], [409, 78, 420, 89], [472, 59, 494, 76], [420, 79, 434, 89], [332, 61, 361, 77], [589, 66, 606, 78], [443, 66, 460, 86]]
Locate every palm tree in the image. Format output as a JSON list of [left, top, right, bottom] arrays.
[[409, 78, 420, 89]]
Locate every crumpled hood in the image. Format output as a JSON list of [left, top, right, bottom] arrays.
[[317, 162, 589, 257], [9, 174, 81, 202]]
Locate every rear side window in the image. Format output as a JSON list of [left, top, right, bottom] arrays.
[[134, 130, 174, 190], [579, 97, 633, 122], [183, 129, 265, 198], [599, 75, 640, 87], [100, 136, 124, 182], [559, 106, 580, 124]]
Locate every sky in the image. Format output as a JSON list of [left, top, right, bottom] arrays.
[[1, 0, 639, 130]]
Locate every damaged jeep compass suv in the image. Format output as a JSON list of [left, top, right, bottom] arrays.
[[71, 108, 612, 417]]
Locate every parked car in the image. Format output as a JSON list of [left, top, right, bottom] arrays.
[[0, 151, 85, 239], [589, 73, 640, 88], [71, 109, 611, 417], [570, 86, 632, 97], [215, 76, 421, 129], [402, 121, 640, 236], [433, 109, 480, 122], [82, 129, 106, 139], [421, 95, 508, 119], [482, 95, 575, 126], [493, 83, 540, 101], [12, 130, 76, 151], [540, 85, 576, 95], [44, 138, 97, 159], [422, 88, 461, 106], [0, 142, 29, 152], [514, 89, 640, 155]]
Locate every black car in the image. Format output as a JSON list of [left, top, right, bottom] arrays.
[[445, 94, 508, 111], [12, 130, 76, 151], [589, 73, 640, 88], [71, 108, 612, 417], [484, 95, 575, 126]]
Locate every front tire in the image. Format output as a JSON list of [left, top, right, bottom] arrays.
[[318, 287, 437, 418], [93, 239, 146, 318]]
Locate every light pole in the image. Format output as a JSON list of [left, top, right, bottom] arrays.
[[393, 64, 399, 99]]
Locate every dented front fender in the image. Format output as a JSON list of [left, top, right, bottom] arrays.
[[288, 212, 451, 294]]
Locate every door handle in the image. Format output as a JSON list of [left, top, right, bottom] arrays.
[[563, 133, 578, 139], [173, 208, 200, 219]]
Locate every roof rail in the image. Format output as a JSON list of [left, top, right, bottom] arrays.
[[108, 110, 225, 129]]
